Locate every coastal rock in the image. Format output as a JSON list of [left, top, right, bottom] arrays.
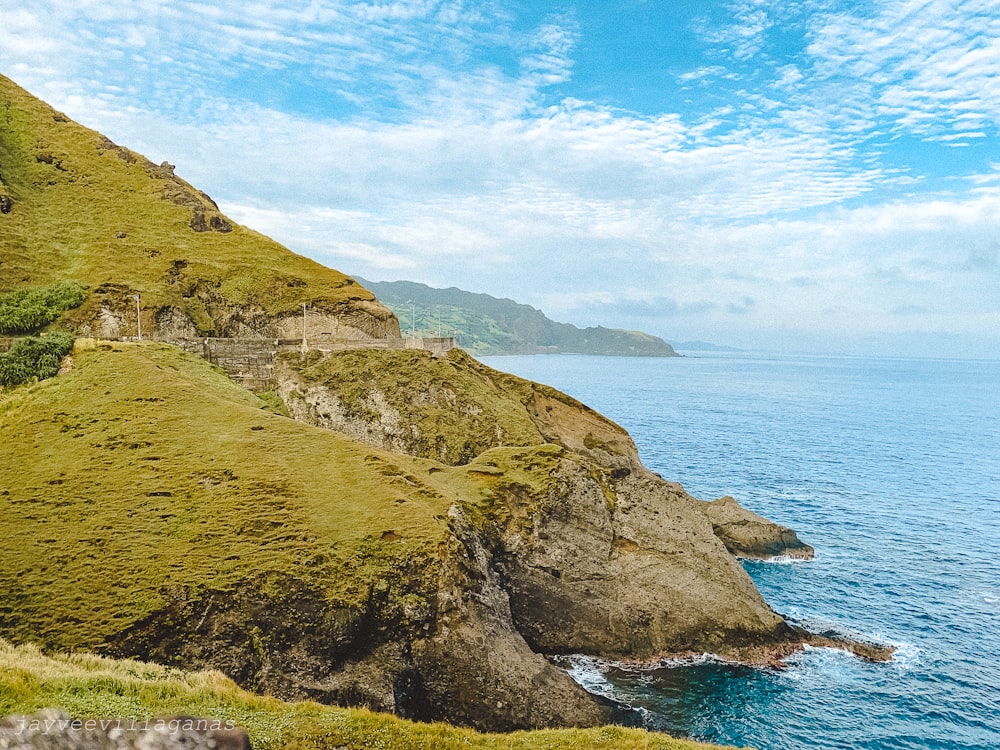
[[407, 506, 610, 731], [477, 452, 793, 660], [274, 348, 641, 469], [703, 495, 815, 560]]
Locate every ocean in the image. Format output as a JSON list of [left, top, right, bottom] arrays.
[[479, 352, 1000, 750]]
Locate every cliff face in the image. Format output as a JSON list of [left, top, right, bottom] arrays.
[[271, 348, 820, 668], [274, 348, 642, 469]]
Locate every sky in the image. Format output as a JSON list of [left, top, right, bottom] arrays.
[[2, 1, 999, 357]]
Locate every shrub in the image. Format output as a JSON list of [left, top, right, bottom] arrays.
[[0, 333, 74, 386], [0, 282, 88, 334]]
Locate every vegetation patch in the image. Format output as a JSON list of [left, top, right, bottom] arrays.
[[0, 332, 73, 386], [0, 282, 87, 334]]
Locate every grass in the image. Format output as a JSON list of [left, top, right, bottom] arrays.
[[0, 341, 455, 651], [0, 640, 743, 750], [0, 74, 376, 323]]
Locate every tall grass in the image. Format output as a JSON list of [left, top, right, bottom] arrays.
[[0, 282, 86, 334], [0, 332, 74, 386]]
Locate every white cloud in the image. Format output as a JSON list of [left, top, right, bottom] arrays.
[[1, 1, 998, 355], [805, 0, 1000, 139]]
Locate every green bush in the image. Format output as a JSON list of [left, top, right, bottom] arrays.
[[0, 333, 74, 386], [0, 282, 88, 334]]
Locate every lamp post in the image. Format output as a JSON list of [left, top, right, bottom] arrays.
[[132, 294, 141, 340]]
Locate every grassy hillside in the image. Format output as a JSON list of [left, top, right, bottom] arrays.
[[0, 640, 738, 750], [356, 278, 678, 356], [0, 74, 389, 336], [278, 347, 641, 468], [0, 340, 451, 652]]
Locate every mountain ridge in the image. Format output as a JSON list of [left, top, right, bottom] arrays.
[[355, 277, 678, 356]]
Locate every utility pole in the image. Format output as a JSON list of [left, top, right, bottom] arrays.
[[411, 303, 416, 338], [133, 294, 141, 340]]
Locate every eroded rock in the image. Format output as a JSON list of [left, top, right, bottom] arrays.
[[703, 495, 815, 560]]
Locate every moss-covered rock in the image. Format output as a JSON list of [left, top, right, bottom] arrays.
[[275, 347, 641, 468]]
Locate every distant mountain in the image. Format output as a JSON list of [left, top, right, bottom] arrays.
[[356, 278, 679, 357]]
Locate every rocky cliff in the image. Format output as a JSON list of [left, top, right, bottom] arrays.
[[269, 348, 880, 673]]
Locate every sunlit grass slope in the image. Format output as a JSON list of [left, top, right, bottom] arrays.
[[0, 340, 452, 651], [0, 73, 372, 320], [0, 640, 742, 750]]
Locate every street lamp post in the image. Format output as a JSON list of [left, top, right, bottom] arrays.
[[133, 294, 141, 340]]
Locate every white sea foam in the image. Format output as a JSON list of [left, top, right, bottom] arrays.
[[739, 553, 811, 565], [887, 640, 922, 672], [552, 655, 618, 700]]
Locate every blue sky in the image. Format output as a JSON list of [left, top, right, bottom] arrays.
[[2, 0, 998, 356]]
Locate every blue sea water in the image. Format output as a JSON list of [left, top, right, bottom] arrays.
[[479, 352, 1000, 750]]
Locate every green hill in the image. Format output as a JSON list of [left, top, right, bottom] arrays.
[[356, 278, 678, 356], [0, 73, 395, 339]]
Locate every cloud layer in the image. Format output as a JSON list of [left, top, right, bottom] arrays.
[[1, 0, 998, 356]]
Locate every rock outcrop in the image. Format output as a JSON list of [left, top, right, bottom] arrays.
[[703, 495, 815, 560], [103, 496, 610, 733], [274, 348, 641, 469]]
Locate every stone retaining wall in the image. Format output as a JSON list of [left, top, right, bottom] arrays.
[[174, 335, 457, 391]]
